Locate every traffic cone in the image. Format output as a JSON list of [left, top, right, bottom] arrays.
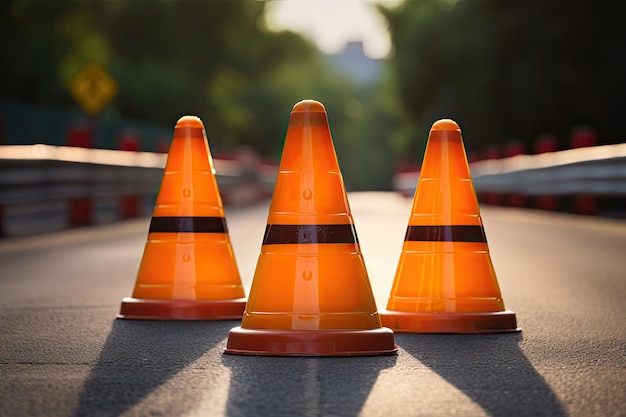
[[118, 116, 246, 320], [380, 119, 520, 333], [225, 100, 397, 355]]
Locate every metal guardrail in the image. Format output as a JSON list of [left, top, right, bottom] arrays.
[[393, 143, 626, 216], [0, 145, 276, 238], [470, 143, 626, 196], [2, 142, 624, 238]]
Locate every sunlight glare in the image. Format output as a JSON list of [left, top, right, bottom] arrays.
[[265, 0, 403, 59]]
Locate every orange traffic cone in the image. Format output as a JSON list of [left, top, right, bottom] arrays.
[[118, 116, 246, 320], [225, 100, 397, 355], [381, 119, 520, 333]]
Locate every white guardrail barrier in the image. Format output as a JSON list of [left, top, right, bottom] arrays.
[[393, 142, 626, 216], [1, 143, 624, 238], [0, 145, 276, 238]]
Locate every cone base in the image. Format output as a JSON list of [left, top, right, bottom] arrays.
[[224, 327, 398, 356], [380, 310, 521, 334], [117, 297, 247, 320]]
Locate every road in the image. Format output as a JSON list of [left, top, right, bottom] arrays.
[[0, 192, 624, 417]]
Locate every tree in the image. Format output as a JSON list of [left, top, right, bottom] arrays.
[[381, 0, 626, 155], [1, 0, 404, 190]]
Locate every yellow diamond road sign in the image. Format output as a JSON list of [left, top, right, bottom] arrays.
[[69, 62, 118, 116]]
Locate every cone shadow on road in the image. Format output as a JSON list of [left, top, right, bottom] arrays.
[[222, 354, 396, 417], [73, 319, 234, 417], [399, 333, 567, 417]]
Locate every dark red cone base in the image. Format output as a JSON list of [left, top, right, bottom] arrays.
[[224, 327, 398, 356], [381, 310, 520, 334], [117, 297, 246, 320]]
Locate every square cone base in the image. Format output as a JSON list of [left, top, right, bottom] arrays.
[[224, 327, 398, 356], [117, 297, 247, 320], [380, 310, 521, 334]]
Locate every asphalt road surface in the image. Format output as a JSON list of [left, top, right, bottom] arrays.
[[0, 192, 624, 417]]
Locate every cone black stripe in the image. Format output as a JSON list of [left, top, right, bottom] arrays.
[[405, 225, 486, 243], [288, 112, 328, 127], [173, 126, 204, 139], [149, 216, 227, 233], [263, 224, 358, 244]]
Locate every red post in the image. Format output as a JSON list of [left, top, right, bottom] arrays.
[[504, 140, 525, 157], [570, 126, 597, 149], [67, 121, 94, 226], [534, 134, 558, 154], [533, 134, 559, 211], [67, 122, 93, 148], [570, 127, 598, 215], [118, 130, 141, 218]]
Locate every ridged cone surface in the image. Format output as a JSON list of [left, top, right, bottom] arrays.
[[130, 115, 244, 302], [242, 100, 382, 331], [386, 119, 506, 314]]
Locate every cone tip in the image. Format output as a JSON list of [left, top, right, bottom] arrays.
[[431, 119, 460, 132], [175, 115, 204, 129], [292, 100, 326, 113]]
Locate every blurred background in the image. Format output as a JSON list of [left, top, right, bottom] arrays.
[[1, 0, 625, 237]]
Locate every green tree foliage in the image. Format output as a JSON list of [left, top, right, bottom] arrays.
[[97, 0, 336, 156], [1, 0, 402, 190], [0, 0, 107, 105], [381, 0, 626, 157]]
